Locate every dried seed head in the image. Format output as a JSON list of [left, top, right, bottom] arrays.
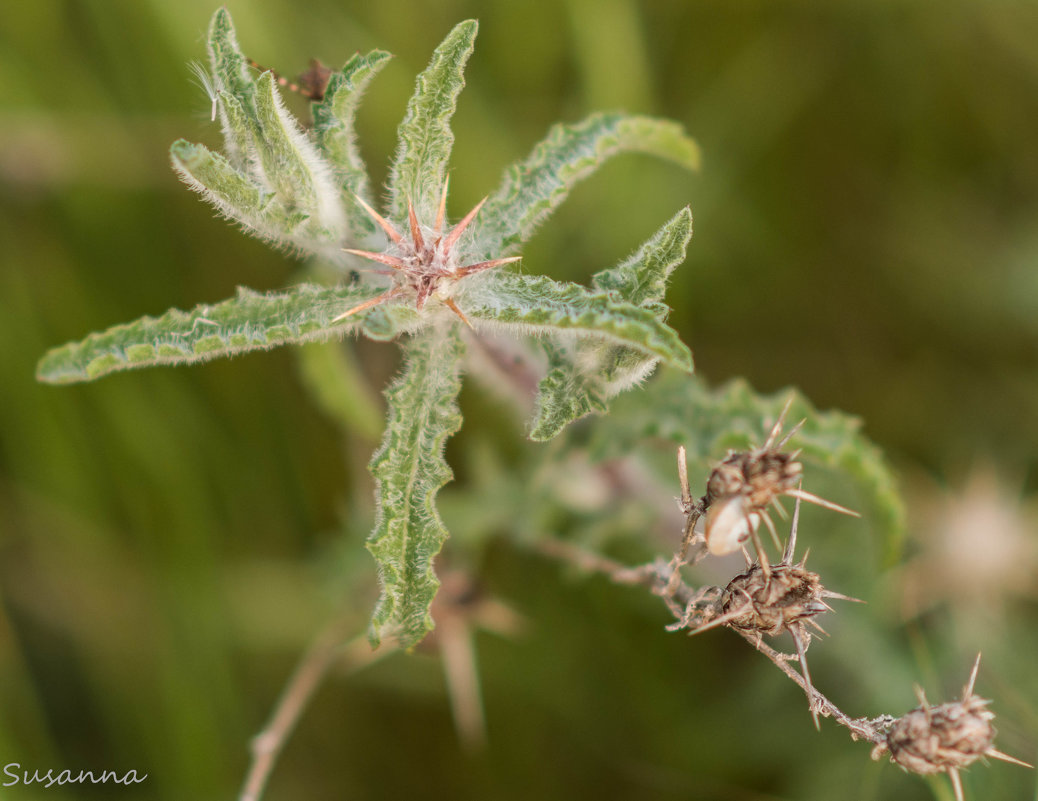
[[694, 400, 857, 558], [721, 561, 828, 637], [880, 695, 996, 775], [706, 451, 802, 510], [678, 499, 859, 727], [871, 655, 1032, 801]]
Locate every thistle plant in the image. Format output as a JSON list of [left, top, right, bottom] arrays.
[[33, 8, 1031, 801], [36, 9, 698, 650]]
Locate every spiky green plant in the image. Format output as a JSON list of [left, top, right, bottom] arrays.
[[36, 9, 701, 649], [30, 9, 1036, 801]]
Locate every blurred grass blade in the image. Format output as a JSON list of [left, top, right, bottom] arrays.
[[461, 271, 693, 372], [296, 341, 384, 442], [474, 113, 700, 256], [386, 20, 478, 222], [367, 326, 465, 649], [530, 206, 693, 440], [36, 284, 389, 384]]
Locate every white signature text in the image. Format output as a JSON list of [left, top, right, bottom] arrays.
[[3, 763, 147, 788]]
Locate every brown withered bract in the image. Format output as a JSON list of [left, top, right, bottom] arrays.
[[333, 179, 520, 328], [871, 655, 1031, 801]]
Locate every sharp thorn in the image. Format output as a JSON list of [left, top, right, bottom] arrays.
[[330, 287, 402, 323], [913, 684, 931, 716], [682, 605, 747, 637], [784, 495, 802, 563], [407, 197, 425, 252], [443, 297, 474, 330], [762, 511, 782, 551], [352, 193, 402, 243], [965, 652, 982, 699], [435, 175, 449, 235], [343, 248, 406, 269], [784, 488, 860, 517], [455, 256, 521, 277], [442, 196, 487, 252], [764, 396, 795, 450], [792, 628, 820, 730], [805, 618, 828, 636], [776, 417, 806, 450], [986, 748, 1034, 768], [821, 589, 864, 604]]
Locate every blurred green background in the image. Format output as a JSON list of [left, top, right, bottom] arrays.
[[2, 0, 1037, 798]]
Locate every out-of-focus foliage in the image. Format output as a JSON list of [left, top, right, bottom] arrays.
[[2, 1, 1037, 800]]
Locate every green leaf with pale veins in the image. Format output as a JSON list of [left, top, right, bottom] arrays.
[[587, 372, 906, 564], [472, 113, 700, 257], [35, 283, 413, 384], [386, 20, 478, 223], [366, 326, 465, 648], [460, 270, 692, 374], [529, 207, 693, 440], [312, 50, 392, 237]]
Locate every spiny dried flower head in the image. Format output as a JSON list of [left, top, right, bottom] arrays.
[[333, 180, 520, 328], [871, 655, 1031, 801], [678, 499, 859, 727], [678, 399, 859, 562], [721, 560, 831, 638]]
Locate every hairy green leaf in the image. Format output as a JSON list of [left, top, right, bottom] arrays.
[[36, 283, 402, 384], [529, 207, 693, 440], [251, 71, 344, 241], [206, 8, 258, 167], [386, 20, 478, 223], [588, 372, 906, 562], [591, 206, 693, 304], [189, 9, 347, 256], [170, 139, 273, 233], [367, 326, 465, 648], [461, 271, 692, 375], [312, 50, 393, 237], [528, 342, 609, 441], [473, 113, 700, 257]]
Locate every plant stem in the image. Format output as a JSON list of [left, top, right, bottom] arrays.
[[238, 615, 395, 801], [538, 537, 888, 746], [734, 630, 884, 744]]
